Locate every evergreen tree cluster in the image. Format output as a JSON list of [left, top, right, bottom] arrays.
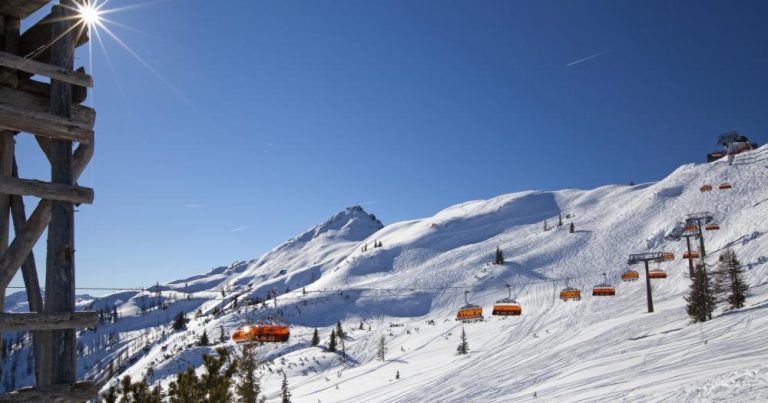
[[103, 345, 283, 403], [494, 246, 504, 265], [685, 249, 749, 323]]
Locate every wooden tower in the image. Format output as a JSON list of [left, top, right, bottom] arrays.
[[0, 0, 98, 400]]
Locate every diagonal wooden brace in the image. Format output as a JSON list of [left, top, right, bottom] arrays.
[[0, 142, 92, 291]]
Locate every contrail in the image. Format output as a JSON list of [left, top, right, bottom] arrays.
[[567, 49, 613, 66], [230, 226, 249, 233]]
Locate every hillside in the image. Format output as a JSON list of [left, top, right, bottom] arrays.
[[4, 148, 768, 401]]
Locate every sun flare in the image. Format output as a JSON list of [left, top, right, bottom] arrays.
[[77, 2, 102, 26]]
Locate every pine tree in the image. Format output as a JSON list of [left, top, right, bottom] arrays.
[[377, 335, 386, 361], [543, 220, 548, 232], [199, 329, 210, 346], [558, 214, 563, 227], [168, 367, 202, 402], [219, 325, 227, 344], [336, 320, 345, 339], [328, 330, 337, 352], [569, 222, 575, 233], [494, 246, 504, 265], [715, 249, 748, 309], [395, 370, 400, 379], [172, 311, 187, 331], [200, 347, 237, 402], [235, 345, 261, 403], [311, 328, 320, 347], [359, 321, 364, 330], [685, 264, 717, 323], [281, 372, 291, 403], [456, 327, 469, 355]]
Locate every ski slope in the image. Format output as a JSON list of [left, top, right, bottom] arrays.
[[4, 147, 768, 401]]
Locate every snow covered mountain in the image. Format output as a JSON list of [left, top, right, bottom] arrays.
[[4, 148, 768, 401]]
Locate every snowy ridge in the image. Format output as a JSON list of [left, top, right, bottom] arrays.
[[4, 148, 768, 401]]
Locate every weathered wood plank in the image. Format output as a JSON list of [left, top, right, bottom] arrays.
[[13, 76, 88, 105], [10, 158, 43, 384], [0, 50, 92, 87], [11, 160, 42, 312], [20, 11, 89, 63], [0, 176, 93, 204], [0, 142, 91, 293], [0, 311, 97, 331], [0, 100, 93, 143], [0, 0, 50, 20], [0, 86, 95, 127], [42, 1, 78, 388], [0, 381, 98, 402]]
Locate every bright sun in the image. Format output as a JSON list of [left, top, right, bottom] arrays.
[[78, 3, 102, 26]]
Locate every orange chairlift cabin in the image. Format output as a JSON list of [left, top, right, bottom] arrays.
[[700, 184, 713, 192], [456, 291, 484, 322], [661, 252, 675, 261], [592, 273, 616, 296], [683, 224, 700, 233], [232, 295, 290, 344], [705, 223, 721, 231], [492, 284, 522, 316], [683, 250, 700, 259], [559, 279, 582, 301], [232, 322, 290, 344], [718, 183, 732, 190], [621, 268, 639, 282], [648, 263, 668, 279]]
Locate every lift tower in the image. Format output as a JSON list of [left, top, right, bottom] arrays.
[[628, 252, 674, 313]]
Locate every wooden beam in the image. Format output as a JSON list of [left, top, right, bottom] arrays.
[[0, 0, 50, 20], [0, 381, 98, 402], [14, 75, 88, 105], [0, 99, 93, 143], [0, 176, 93, 204], [0, 142, 91, 294], [0, 86, 95, 128], [20, 11, 89, 63], [0, 51, 92, 88], [11, 160, 42, 312], [0, 311, 97, 331], [10, 158, 43, 385], [42, 1, 78, 388]]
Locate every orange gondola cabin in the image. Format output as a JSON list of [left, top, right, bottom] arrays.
[[700, 184, 713, 192], [592, 273, 615, 296], [492, 298, 522, 316], [456, 291, 483, 322], [718, 183, 732, 190], [683, 251, 700, 259], [560, 287, 582, 301], [648, 269, 668, 279], [621, 270, 639, 282], [232, 324, 290, 344], [456, 305, 483, 321], [683, 225, 700, 233]]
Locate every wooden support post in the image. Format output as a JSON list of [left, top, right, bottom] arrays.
[[40, 1, 77, 388], [0, 11, 20, 371]]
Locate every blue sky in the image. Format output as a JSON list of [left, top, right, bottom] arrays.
[[8, 0, 768, 293]]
